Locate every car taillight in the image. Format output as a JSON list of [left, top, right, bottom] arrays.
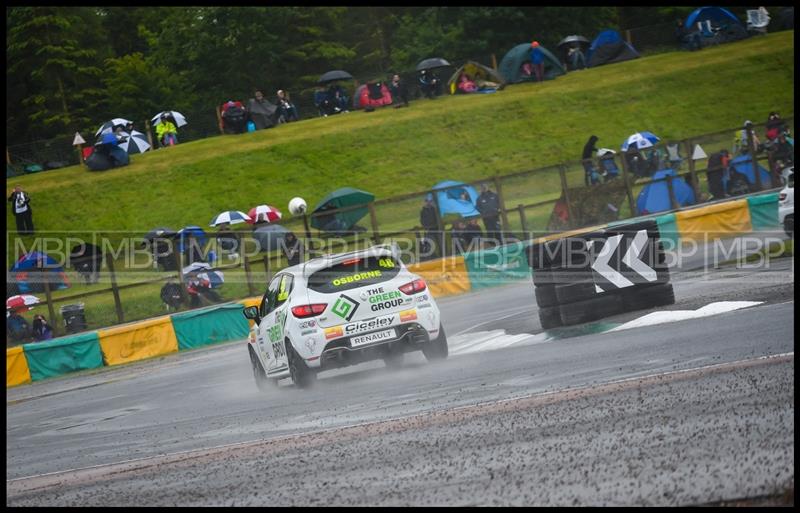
[[779, 192, 787, 201], [291, 304, 327, 318], [399, 278, 427, 295]]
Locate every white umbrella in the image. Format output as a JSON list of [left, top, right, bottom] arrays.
[[596, 148, 617, 157], [210, 211, 251, 227], [182, 262, 224, 288], [118, 130, 151, 154], [96, 118, 133, 137], [151, 111, 188, 128], [6, 294, 41, 313], [621, 131, 660, 152], [246, 205, 282, 224]]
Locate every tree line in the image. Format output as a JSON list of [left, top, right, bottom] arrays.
[[7, 6, 707, 146]]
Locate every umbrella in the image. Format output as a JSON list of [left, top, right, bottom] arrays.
[[621, 131, 661, 152], [182, 262, 224, 288], [252, 224, 291, 253], [210, 211, 251, 227], [557, 35, 590, 48], [151, 111, 188, 128], [416, 57, 452, 71], [96, 132, 121, 147], [118, 130, 151, 154], [246, 205, 282, 225], [177, 226, 207, 253], [596, 148, 617, 157], [143, 227, 177, 242], [311, 187, 375, 231], [6, 294, 41, 313], [318, 70, 354, 84], [95, 118, 132, 137]]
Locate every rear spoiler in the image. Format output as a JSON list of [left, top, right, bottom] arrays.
[[301, 244, 400, 278]]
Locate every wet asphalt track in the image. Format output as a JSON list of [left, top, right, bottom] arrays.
[[6, 239, 794, 506]]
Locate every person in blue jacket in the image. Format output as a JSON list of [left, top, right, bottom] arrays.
[[529, 41, 545, 82]]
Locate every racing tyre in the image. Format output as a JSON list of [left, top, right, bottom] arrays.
[[555, 281, 603, 304], [538, 305, 562, 330], [286, 340, 316, 389], [422, 324, 448, 361], [532, 268, 555, 286], [249, 348, 272, 392], [534, 284, 558, 307], [621, 283, 675, 311], [559, 294, 624, 326]]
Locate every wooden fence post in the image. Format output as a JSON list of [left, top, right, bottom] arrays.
[[216, 106, 225, 134], [685, 138, 701, 201], [517, 204, 529, 236], [42, 277, 59, 338], [105, 251, 125, 324], [368, 203, 380, 242], [144, 119, 155, 149], [619, 153, 637, 216], [666, 174, 679, 210], [558, 164, 575, 229], [492, 176, 510, 237], [242, 254, 254, 296], [431, 189, 446, 258]]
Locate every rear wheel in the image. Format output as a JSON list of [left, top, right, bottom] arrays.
[[286, 340, 316, 389], [422, 324, 448, 361]]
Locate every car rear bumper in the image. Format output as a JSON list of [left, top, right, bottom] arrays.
[[314, 322, 433, 370]]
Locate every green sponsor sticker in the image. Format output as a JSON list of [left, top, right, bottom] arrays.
[[332, 294, 359, 321]]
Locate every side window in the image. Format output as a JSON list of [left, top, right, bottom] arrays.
[[274, 274, 294, 308], [262, 275, 282, 315]]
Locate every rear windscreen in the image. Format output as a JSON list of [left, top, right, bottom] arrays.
[[308, 256, 400, 293]]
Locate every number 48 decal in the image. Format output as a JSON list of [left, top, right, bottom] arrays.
[[378, 258, 395, 268]]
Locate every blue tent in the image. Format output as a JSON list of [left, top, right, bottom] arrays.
[[684, 6, 742, 30], [10, 251, 71, 294], [724, 154, 771, 190], [587, 30, 640, 68], [430, 181, 480, 218], [636, 169, 696, 215], [177, 226, 207, 254]]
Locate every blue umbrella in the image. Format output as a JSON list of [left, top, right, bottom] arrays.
[[177, 226, 207, 254], [621, 131, 660, 152], [210, 211, 251, 227], [431, 181, 480, 218]]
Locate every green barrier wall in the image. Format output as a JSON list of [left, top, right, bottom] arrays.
[[171, 303, 251, 351], [747, 192, 780, 231], [22, 332, 104, 382], [463, 240, 530, 290]]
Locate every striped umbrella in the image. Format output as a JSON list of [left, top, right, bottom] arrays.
[[6, 294, 41, 313], [118, 130, 151, 154], [621, 131, 660, 152], [246, 205, 282, 224], [151, 111, 188, 128], [95, 118, 132, 137], [182, 262, 224, 288], [210, 211, 251, 227]]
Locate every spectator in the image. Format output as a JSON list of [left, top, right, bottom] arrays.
[[32, 314, 54, 342], [463, 218, 485, 249], [276, 90, 299, 122], [221, 100, 247, 134], [7, 310, 31, 343], [765, 111, 786, 141], [734, 120, 762, 155], [450, 219, 468, 255], [529, 41, 545, 82], [582, 135, 600, 186], [675, 18, 702, 51], [418, 70, 440, 99], [625, 146, 649, 178], [328, 84, 350, 113], [420, 196, 440, 258], [314, 86, 339, 117], [389, 73, 409, 108], [567, 46, 587, 70], [215, 223, 239, 259], [706, 149, 730, 200], [246, 90, 279, 129], [283, 232, 304, 266], [185, 272, 222, 308], [8, 184, 34, 235], [476, 184, 503, 243], [156, 113, 179, 147], [457, 73, 478, 93]]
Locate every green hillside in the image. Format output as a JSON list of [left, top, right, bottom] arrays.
[[7, 32, 794, 239]]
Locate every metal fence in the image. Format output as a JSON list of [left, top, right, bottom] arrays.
[[6, 118, 793, 346]]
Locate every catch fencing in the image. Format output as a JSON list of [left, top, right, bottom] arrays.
[[6, 118, 792, 346]]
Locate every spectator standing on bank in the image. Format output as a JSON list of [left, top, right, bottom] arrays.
[[389, 73, 409, 108], [8, 185, 34, 234], [529, 41, 545, 82], [420, 196, 440, 258], [283, 232, 304, 266], [476, 184, 503, 243]]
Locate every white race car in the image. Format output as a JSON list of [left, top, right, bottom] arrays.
[[243, 245, 447, 389]]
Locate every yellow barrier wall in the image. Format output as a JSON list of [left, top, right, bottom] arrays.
[[7, 346, 31, 387], [408, 256, 471, 297], [675, 199, 752, 242], [98, 316, 179, 366]]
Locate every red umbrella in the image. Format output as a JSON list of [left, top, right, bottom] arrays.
[[246, 205, 282, 224], [6, 294, 41, 313]]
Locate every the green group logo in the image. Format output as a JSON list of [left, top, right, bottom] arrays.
[[332, 294, 359, 321]]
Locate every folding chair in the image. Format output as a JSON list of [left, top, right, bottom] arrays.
[[666, 143, 683, 171], [746, 9, 770, 35]]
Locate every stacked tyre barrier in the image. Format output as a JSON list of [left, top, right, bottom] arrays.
[[528, 219, 675, 329]]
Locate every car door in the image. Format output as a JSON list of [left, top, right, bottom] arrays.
[[263, 274, 294, 374], [256, 276, 279, 372]]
